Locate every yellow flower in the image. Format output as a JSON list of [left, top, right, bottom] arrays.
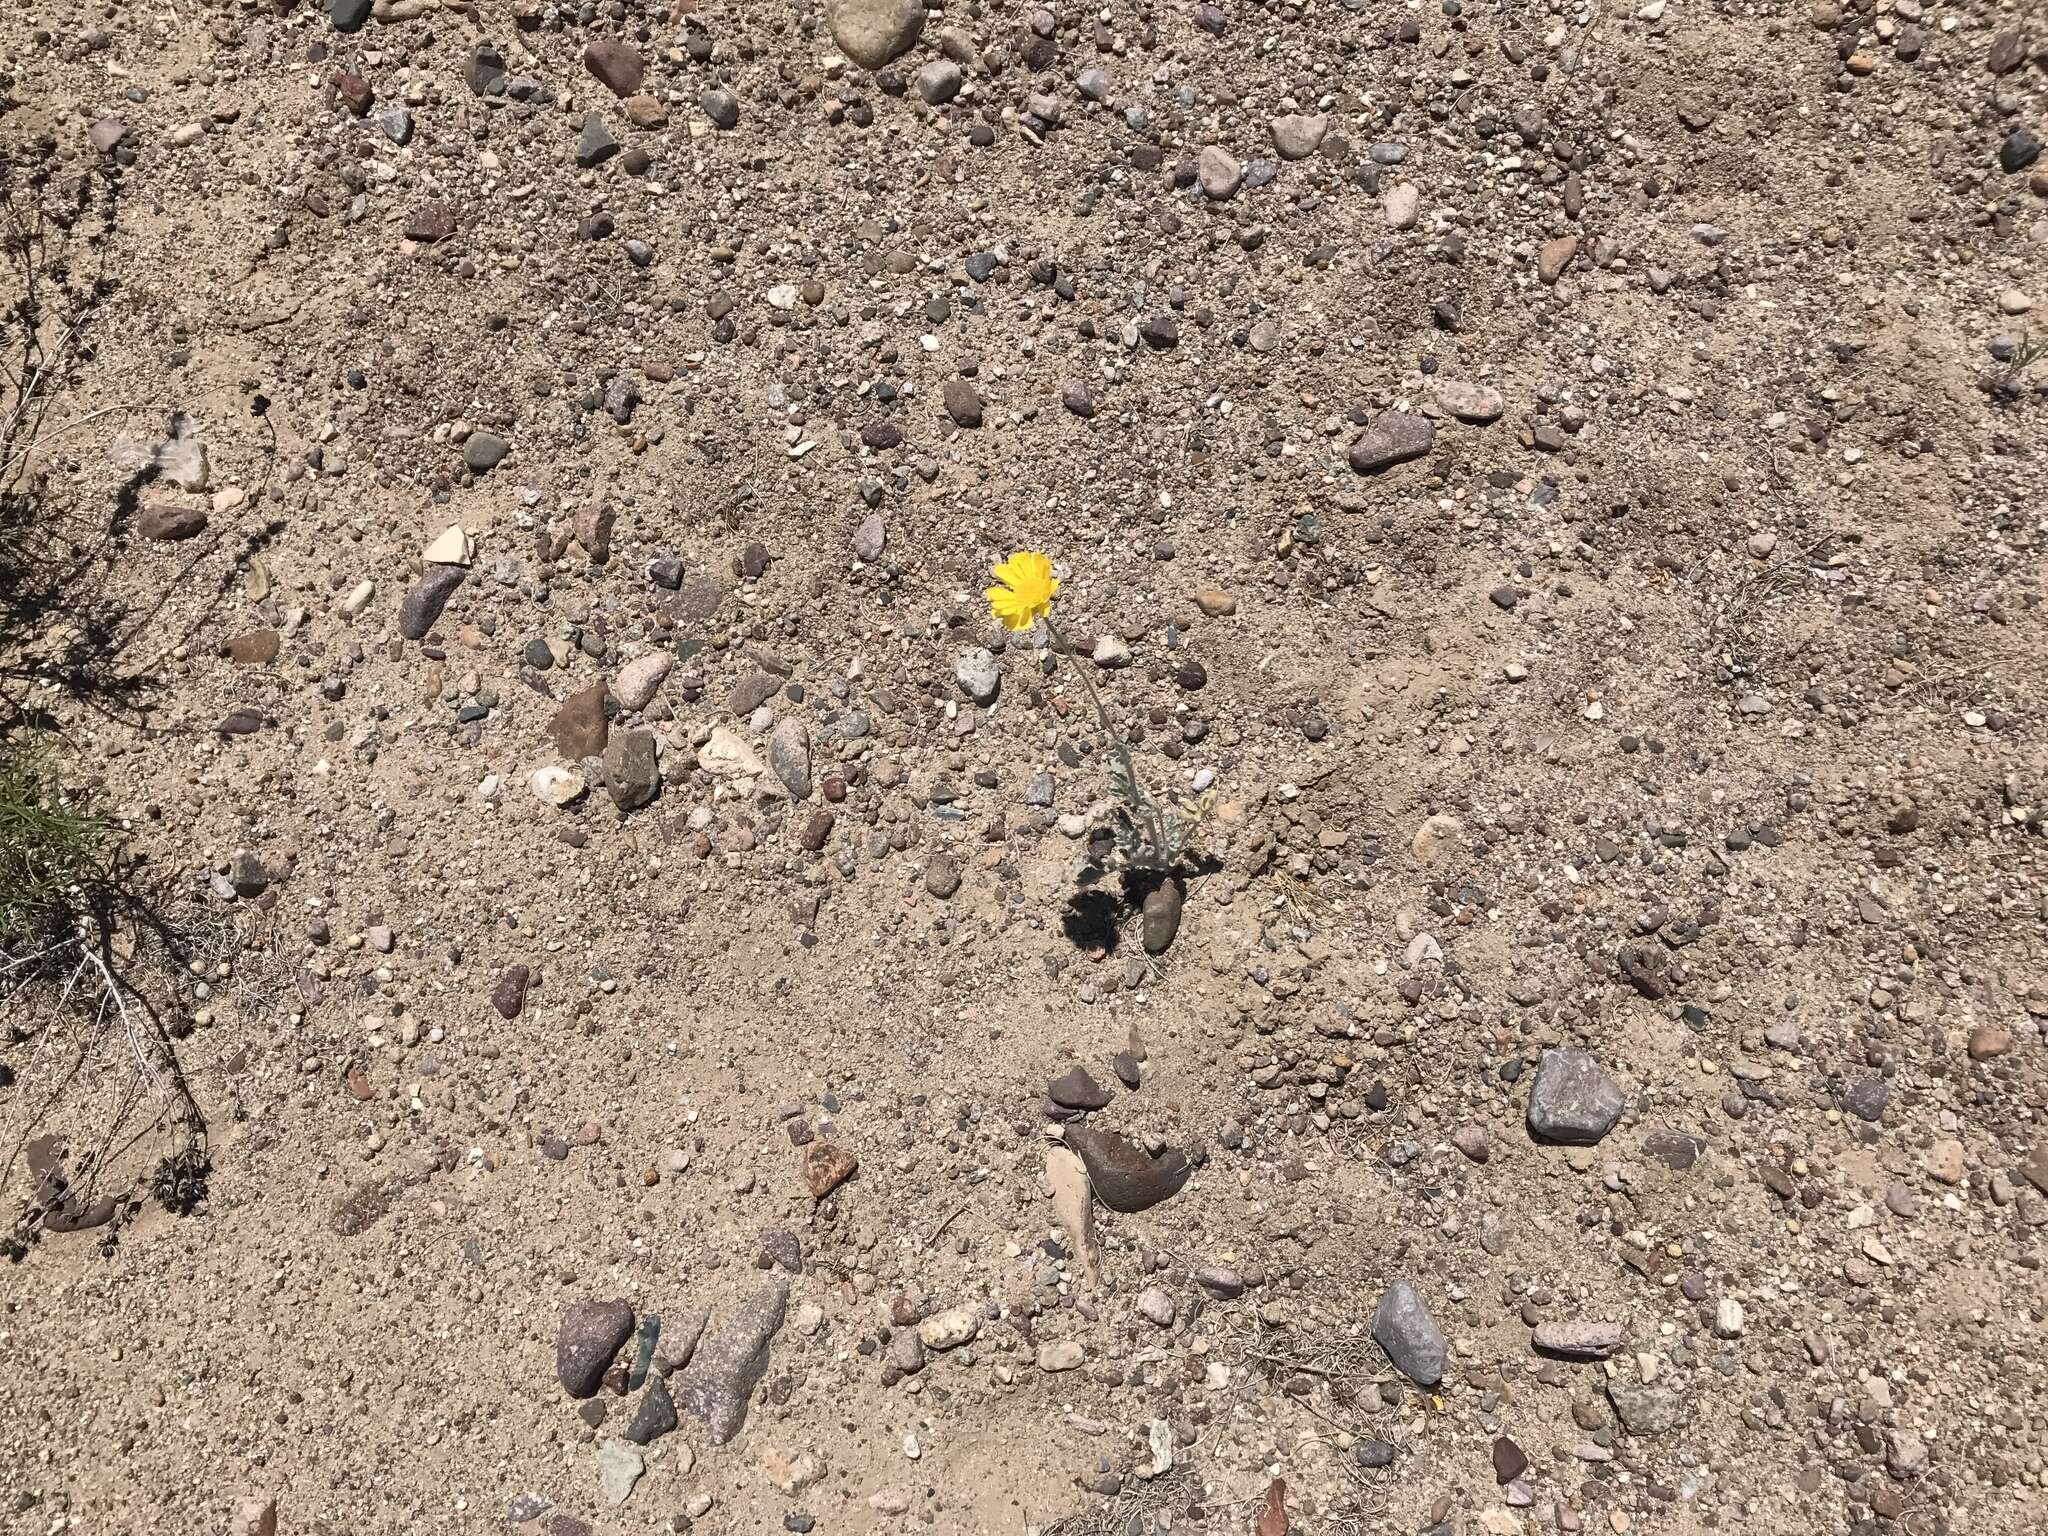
[[986, 550, 1059, 632]]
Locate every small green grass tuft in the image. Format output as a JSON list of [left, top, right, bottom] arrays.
[[0, 741, 110, 951]]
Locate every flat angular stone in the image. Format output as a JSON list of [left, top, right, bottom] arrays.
[[595, 1439, 643, 1506], [138, 502, 208, 541], [602, 729, 659, 811], [1048, 1065, 1111, 1111], [397, 563, 463, 640], [225, 629, 279, 666], [730, 670, 780, 716], [768, 718, 812, 799], [1607, 1381, 1689, 1435], [1532, 1320, 1623, 1360], [619, 1377, 677, 1445], [575, 113, 618, 167], [1348, 412, 1435, 474], [551, 682, 610, 760], [676, 1276, 788, 1445], [1526, 1048, 1624, 1145], [800, 1141, 858, 1198], [405, 202, 456, 243], [1063, 1124, 1191, 1213], [1372, 1278, 1447, 1386]]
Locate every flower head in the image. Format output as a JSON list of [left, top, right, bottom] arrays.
[[986, 550, 1060, 632]]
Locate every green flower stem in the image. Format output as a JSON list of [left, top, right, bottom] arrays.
[[1043, 618, 1169, 861]]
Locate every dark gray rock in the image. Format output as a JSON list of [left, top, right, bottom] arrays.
[[1526, 1047, 1624, 1145], [701, 87, 739, 130], [619, 1377, 678, 1445], [575, 113, 618, 167], [677, 1276, 788, 1445], [2000, 127, 2041, 174], [332, 0, 371, 32], [1063, 1124, 1191, 1213], [463, 432, 508, 473], [557, 1298, 634, 1398], [1372, 1278, 1447, 1386], [1048, 1066, 1111, 1111], [758, 1228, 802, 1273], [603, 729, 660, 811], [465, 41, 506, 97], [397, 564, 464, 640], [1842, 1076, 1890, 1122], [1348, 412, 1436, 473]]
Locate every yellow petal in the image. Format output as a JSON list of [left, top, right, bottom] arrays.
[[987, 585, 1034, 630], [990, 552, 1036, 590]]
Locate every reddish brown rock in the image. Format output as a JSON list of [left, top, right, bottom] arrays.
[[225, 629, 280, 666], [405, 202, 456, 242], [800, 1141, 858, 1199], [574, 500, 616, 563], [138, 502, 208, 541], [551, 681, 610, 760], [584, 40, 645, 96]]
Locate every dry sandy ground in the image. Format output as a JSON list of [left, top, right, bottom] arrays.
[[3, 3, 2048, 1536]]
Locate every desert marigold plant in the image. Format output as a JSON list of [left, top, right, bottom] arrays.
[[987, 551, 1212, 874]]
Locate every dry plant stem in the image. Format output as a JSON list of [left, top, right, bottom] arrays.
[[1043, 617, 1170, 859]]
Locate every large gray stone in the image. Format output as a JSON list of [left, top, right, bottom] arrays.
[[1527, 1047, 1624, 1145], [1607, 1381, 1690, 1435], [1372, 1278, 1447, 1386], [955, 647, 1000, 705], [1269, 113, 1328, 160], [677, 1277, 788, 1445], [595, 1439, 644, 1506], [829, 0, 925, 69], [462, 432, 508, 472]]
